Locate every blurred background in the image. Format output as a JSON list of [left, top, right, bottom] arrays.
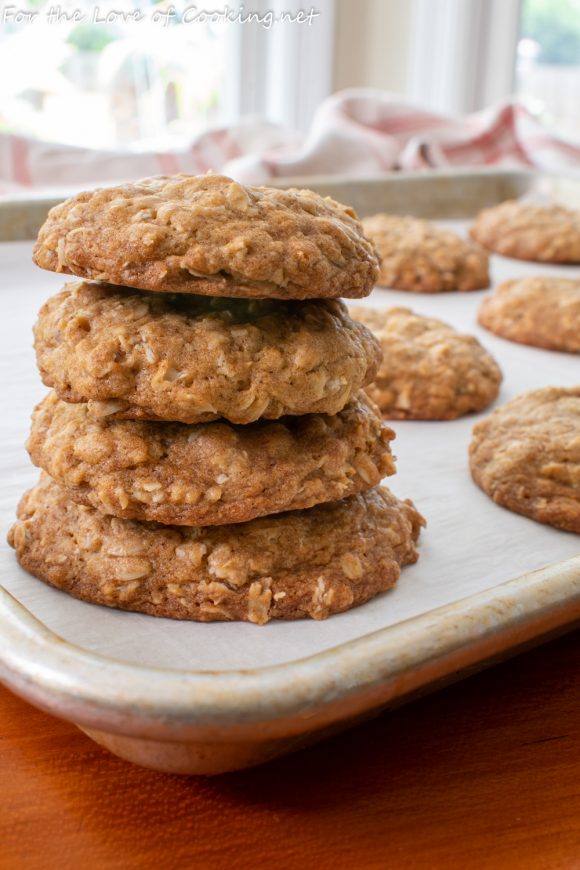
[[1, 0, 580, 186]]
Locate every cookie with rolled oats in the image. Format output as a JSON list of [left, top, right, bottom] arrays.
[[350, 306, 502, 420], [32, 173, 379, 300], [34, 282, 381, 425], [478, 277, 580, 353], [8, 475, 425, 624], [27, 391, 396, 526], [469, 387, 580, 534], [362, 214, 489, 292], [470, 201, 580, 262]]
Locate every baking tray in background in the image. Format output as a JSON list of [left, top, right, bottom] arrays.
[[0, 169, 578, 775], [4, 166, 580, 240]]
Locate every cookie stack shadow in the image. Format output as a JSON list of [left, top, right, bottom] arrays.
[[9, 174, 424, 624]]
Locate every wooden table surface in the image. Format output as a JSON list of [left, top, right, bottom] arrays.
[[2, 629, 580, 870]]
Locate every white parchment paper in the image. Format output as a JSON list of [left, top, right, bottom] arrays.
[[1, 230, 578, 672]]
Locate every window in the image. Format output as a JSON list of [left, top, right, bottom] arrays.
[[516, 0, 580, 136], [1, 1, 236, 149], [0, 0, 334, 150]]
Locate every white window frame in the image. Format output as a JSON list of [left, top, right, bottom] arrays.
[[407, 0, 522, 116], [225, 0, 336, 131]]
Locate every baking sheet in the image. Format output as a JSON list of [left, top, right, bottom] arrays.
[[1, 231, 578, 673]]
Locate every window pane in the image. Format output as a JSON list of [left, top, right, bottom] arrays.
[[517, 0, 580, 136], [0, 1, 231, 149]]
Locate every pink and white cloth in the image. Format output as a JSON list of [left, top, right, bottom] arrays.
[[3, 88, 580, 193]]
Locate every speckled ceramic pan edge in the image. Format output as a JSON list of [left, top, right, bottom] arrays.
[[1, 557, 580, 775]]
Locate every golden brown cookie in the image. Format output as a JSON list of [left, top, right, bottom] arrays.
[[34, 282, 381, 425], [362, 214, 489, 292], [8, 475, 425, 624], [32, 174, 379, 300], [350, 307, 502, 420], [28, 391, 396, 526], [478, 277, 580, 353], [470, 201, 580, 262], [469, 387, 580, 533]]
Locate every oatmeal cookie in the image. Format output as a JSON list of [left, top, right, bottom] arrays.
[[470, 200, 580, 262], [32, 173, 379, 299], [28, 391, 396, 526], [478, 277, 580, 353], [362, 214, 489, 292], [34, 282, 381, 425], [8, 475, 425, 624], [350, 306, 502, 420], [469, 387, 580, 533]]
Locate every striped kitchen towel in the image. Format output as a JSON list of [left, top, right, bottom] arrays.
[[3, 89, 580, 192]]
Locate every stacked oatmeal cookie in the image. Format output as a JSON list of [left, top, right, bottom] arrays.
[[9, 174, 424, 624]]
